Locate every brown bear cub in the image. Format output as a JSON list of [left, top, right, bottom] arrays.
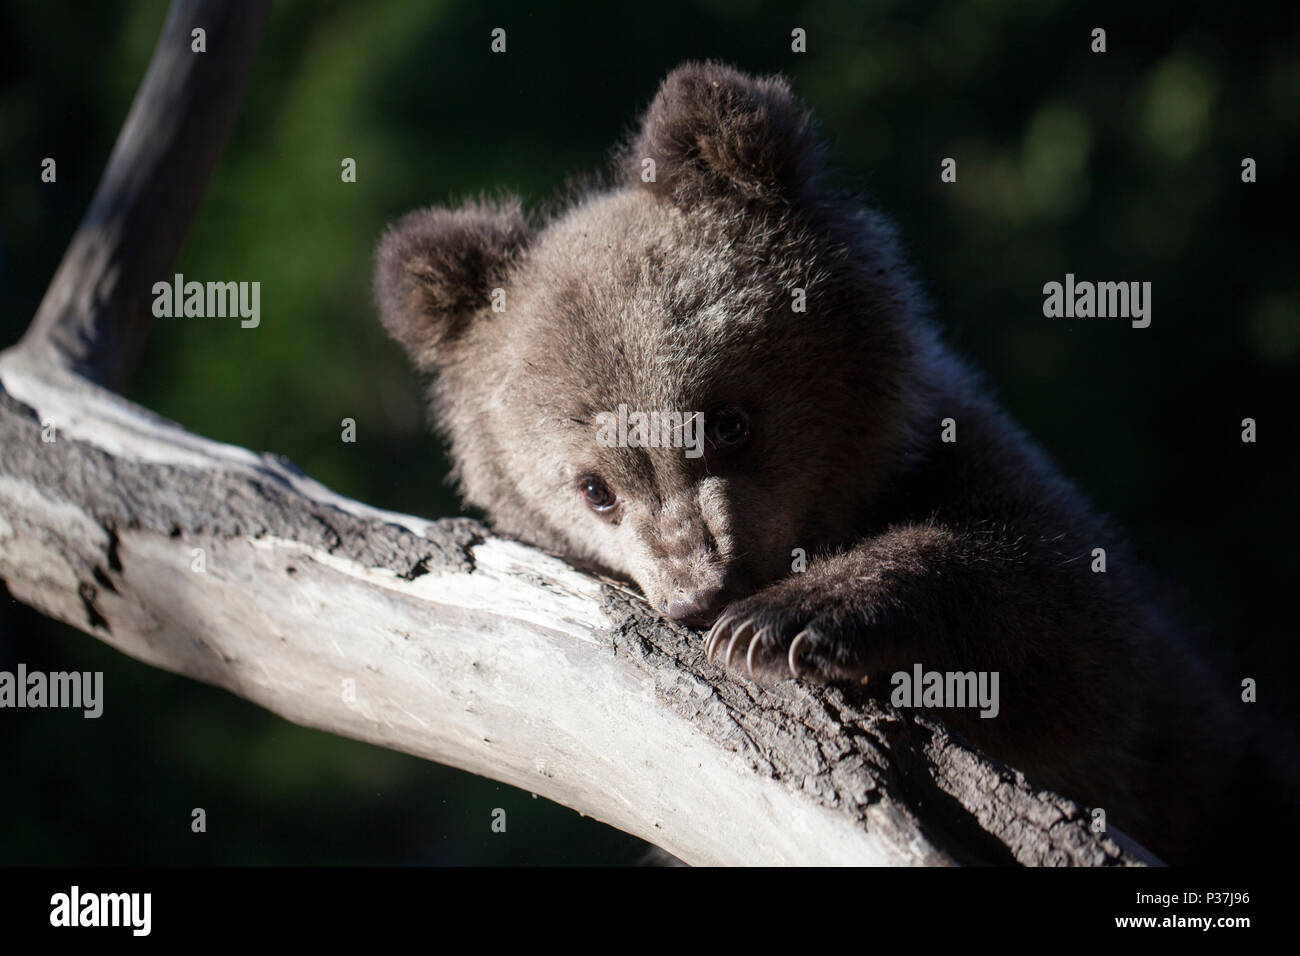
[[374, 61, 1289, 864]]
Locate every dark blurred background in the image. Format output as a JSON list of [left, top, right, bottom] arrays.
[[1, 0, 1296, 864]]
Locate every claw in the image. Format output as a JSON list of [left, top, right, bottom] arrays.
[[705, 614, 732, 665], [706, 610, 739, 665], [724, 618, 756, 669], [745, 626, 770, 676], [788, 629, 811, 679]]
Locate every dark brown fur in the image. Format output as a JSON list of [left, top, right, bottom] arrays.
[[374, 61, 1293, 864]]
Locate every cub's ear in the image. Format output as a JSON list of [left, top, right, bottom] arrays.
[[626, 61, 822, 206], [373, 199, 528, 371]]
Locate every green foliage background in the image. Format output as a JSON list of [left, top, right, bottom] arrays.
[[1, 0, 1296, 863]]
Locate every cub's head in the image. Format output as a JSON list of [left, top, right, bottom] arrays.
[[375, 62, 928, 627]]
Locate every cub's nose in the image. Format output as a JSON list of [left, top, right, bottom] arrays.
[[667, 587, 725, 629]]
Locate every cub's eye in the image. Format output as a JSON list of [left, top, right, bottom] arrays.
[[707, 406, 750, 450], [580, 476, 617, 512]]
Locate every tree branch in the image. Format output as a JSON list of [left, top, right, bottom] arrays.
[[0, 358, 1157, 866], [12, 0, 269, 389]]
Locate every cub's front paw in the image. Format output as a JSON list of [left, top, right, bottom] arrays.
[[703, 577, 888, 683]]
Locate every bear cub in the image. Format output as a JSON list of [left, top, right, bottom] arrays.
[[374, 61, 1289, 865]]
